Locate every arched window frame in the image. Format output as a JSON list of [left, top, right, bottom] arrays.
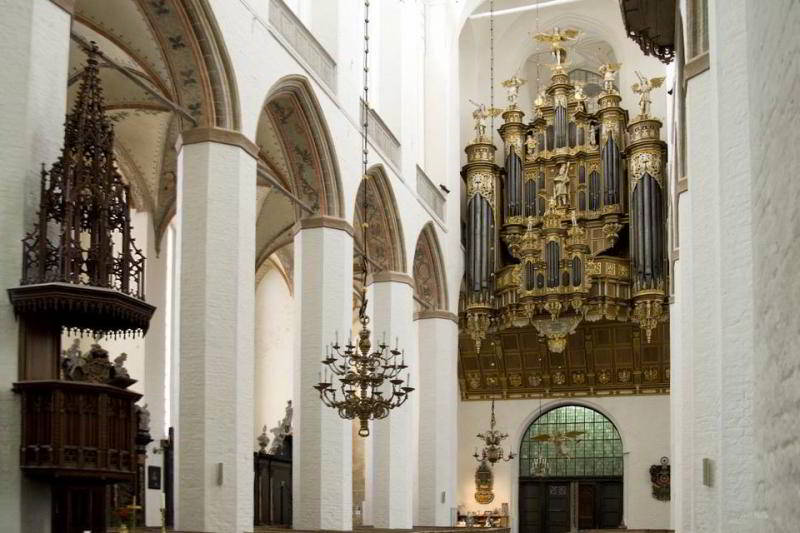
[[519, 405, 624, 478]]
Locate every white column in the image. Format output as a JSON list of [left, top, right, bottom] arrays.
[[416, 312, 459, 526], [0, 1, 70, 532], [368, 273, 416, 528], [175, 129, 256, 532], [143, 211, 168, 527], [293, 216, 353, 530]]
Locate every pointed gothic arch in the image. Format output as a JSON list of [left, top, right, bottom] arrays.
[[255, 75, 345, 274], [353, 165, 407, 274], [72, 0, 242, 248], [413, 223, 449, 311], [260, 75, 344, 219]]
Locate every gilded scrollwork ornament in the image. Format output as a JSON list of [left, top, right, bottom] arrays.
[[468, 172, 495, 210], [630, 150, 662, 187], [633, 297, 666, 343]]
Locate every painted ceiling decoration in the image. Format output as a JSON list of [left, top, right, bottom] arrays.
[[262, 76, 344, 220], [70, 0, 240, 249], [254, 77, 344, 282], [413, 223, 448, 312], [353, 166, 407, 275]]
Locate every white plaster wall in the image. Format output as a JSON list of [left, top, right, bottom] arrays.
[[746, 0, 800, 530], [669, 0, 765, 530], [458, 396, 671, 531], [254, 263, 294, 444], [0, 2, 70, 531]]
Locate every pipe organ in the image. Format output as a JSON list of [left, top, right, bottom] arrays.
[[460, 51, 669, 398]]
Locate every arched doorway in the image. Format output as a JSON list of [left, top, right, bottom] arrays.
[[518, 405, 623, 532]]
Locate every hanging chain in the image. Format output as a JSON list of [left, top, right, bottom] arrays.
[[535, 0, 541, 91], [489, 0, 495, 137], [359, 0, 371, 314]]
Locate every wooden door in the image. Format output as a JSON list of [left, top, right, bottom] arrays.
[[545, 483, 570, 533], [578, 483, 596, 529], [518, 481, 543, 533], [270, 462, 292, 525], [53, 483, 106, 533], [597, 481, 623, 527]]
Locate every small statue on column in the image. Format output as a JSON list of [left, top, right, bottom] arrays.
[[632, 71, 666, 118], [469, 100, 502, 142], [599, 63, 622, 94], [525, 132, 537, 159], [554, 162, 571, 207], [501, 75, 526, 109]]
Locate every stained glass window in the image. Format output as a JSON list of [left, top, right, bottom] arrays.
[[519, 405, 623, 478]]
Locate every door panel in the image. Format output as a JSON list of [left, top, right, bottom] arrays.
[[519, 481, 543, 533], [545, 483, 570, 533], [578, 483, 596, 529], [52, 483, 106, 533], [598, 481, 623, 528]]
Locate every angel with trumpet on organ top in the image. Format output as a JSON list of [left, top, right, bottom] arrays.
[[469, 99, 503, 142], [632, 71, 666, 118], [534, 26, 582, 66]]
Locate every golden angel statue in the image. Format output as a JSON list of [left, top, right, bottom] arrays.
[[469, 99, 502, 141], [632, 71, 666, 118], [501, 75, 526, 108], [533, 430, 585, 457], [599, 63, 622, 93], [573, 82, 586, 102], [534, 26, 581, 66]]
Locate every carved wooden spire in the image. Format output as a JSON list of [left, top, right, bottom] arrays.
[[21, 42, 145, 300]]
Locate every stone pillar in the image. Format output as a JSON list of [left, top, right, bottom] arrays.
[[175, 128, 257, 532], [143, 212, 168, 527], [416, 311, 459, 526], [293, 216, 354, 530], [368, 272, 416, 529], [0, 1, 70, 531]]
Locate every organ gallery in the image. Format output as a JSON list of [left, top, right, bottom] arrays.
[[460, 42, 669, 400]]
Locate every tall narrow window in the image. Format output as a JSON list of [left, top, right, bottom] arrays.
[[688, 0, 709, 59]]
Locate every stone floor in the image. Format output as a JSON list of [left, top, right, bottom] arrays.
[[130, 526, 506, 533]]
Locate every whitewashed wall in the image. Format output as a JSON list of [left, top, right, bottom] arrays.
[[458, 396, 671, 532], [254, 263, 295, 445]]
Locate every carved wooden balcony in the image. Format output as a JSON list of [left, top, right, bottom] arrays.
[[13, 380, 141, 481]]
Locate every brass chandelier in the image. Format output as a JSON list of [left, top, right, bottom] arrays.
[[313, 0, 413, 438], [473, 400, 516, 465]]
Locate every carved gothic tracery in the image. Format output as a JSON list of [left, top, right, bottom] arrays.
[[21, 45, 145, 301]]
